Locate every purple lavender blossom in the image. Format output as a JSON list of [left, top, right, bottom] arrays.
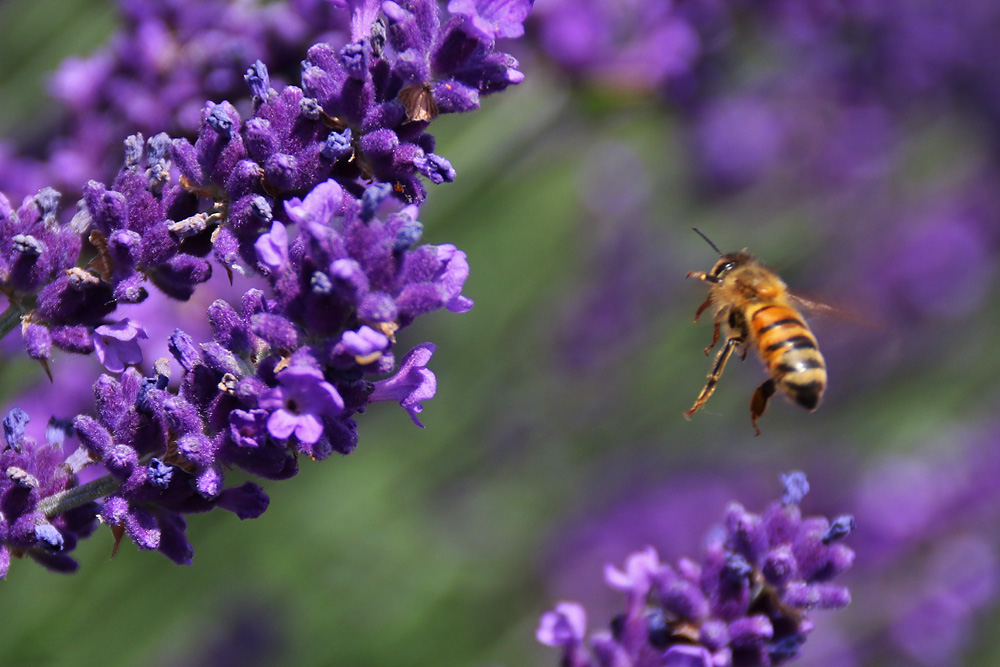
[[259, 366, 345, 446], [339, 325, 391, 364], [0, 0, 353, 201], [0, 409, 98, 575], [254, 221, 290, 275], [165, 0, 530, 225], [449, 0, 533, 40], [0, 0, 516, 575], [370, 343, 436, 426], [93, 318, 148, 373], [531, 0, 713, 94], [537, 602, 589, 667], [539, 473, 854, 667]]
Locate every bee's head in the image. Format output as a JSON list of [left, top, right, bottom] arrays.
[[692, 229, 755, 283], [709, 252, 753, 281]]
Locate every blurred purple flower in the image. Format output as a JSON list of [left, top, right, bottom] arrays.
[[448, 0, 534, 41], [532, 0, 710, 92], [0, 0, 352, 201], [539, 473, 854, 667]]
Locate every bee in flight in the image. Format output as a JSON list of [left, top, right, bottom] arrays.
[[684, 229, 826, 435]]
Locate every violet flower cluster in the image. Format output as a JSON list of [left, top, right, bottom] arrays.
[[0, 0, 532, 576], [0, 0, 351, 201], [538, 473, 855, 667]]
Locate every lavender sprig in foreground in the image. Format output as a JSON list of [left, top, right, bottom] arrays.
[[0, 0, 533, 576], [538, 473, 855, 667]]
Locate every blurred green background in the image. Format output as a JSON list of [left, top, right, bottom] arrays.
[[1, 1, 1000, 666]]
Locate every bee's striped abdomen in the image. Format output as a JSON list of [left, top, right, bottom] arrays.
[[750, 303, 826, 411]]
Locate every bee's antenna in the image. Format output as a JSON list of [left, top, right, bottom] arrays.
[[692, 228, 723, 255]]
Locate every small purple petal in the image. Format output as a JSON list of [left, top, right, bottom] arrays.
[[783, 582, 852, 610], [781, 472, 810, 506], [254, 221, 289, 273], [536, 602, 586, 647], [284, 179, 344, 226], [3, 408, 30, 451], [728, 615, 773, 648], [605, 545, 661, 594], [93, 319, 148, 373], [663, 645, 713, 667], [341, 326, 390, 359], [435, 244, 473, 313], [369, 343, 437, 427], [260, 366, 344, 444], [448, 0, 533, 40], [217, 483, 270, 520]]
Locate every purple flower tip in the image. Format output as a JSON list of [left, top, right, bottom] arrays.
[[369, 343, 437, 427], [148, 458, 174, 490], [284, 179, 343, 227], [605, 545, 661, 593], [537, 601, 586, 647], [34, 524, 65, 552], [360, 182, 393, 221], [435, 244, 474, 313], [322, 128, 354, 161], [3, 408, 30, 451], [781, 471, 810, 506], [346, 0, 384, 43], [448, 0, 534, 41], [259, 366, 345, 445], [93, 319, 148, 373], [245, 59, 271, 100], [822, 514, 856, 544], [254, 221, 289, 274], [218, 482, 270, 519], [663, 645, 713, 667], [341, 326, 390, 363], [728, 616, 774, 647]]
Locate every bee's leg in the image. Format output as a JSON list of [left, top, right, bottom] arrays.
[[725, 309, 750, 361], [749, 379, 777, 437], [693, 296, 713, 323], [701, 305, 729, 354], [685, 335, 742, 420], [703, 319, 721, 355]]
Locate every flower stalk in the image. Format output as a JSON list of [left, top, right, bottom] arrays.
[[38, 475, 122, 518]]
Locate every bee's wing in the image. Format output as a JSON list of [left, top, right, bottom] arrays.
[[788, 293, 879, 329]]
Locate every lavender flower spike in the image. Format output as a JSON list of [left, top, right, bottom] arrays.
[[0, 0, 524, 576], [538, 473, 855, 667]]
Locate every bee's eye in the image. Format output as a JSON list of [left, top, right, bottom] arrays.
[[715, 262, 735, 276]]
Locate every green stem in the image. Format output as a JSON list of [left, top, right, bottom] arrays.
[[38, 475, 121, 518], [0, 303, 24, 339]]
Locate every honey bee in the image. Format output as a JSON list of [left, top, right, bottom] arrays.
[[684, 229, 826, 435]]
